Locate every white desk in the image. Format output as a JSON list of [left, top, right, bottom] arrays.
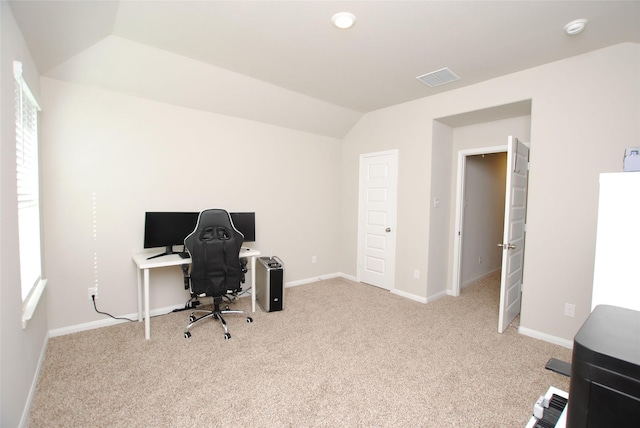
[[132, 248, 261, 340]]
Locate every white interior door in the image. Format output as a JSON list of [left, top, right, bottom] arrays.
[[498, 136, 529, 333], [358, 151, 398, 290]]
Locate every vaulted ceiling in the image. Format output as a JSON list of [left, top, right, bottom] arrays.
[[8, 1, 640, 136]]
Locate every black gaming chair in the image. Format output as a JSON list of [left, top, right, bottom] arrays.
[[182, 209, 253, 339]]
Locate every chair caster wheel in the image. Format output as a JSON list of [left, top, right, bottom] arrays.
[[224, 333, 231, 340], [247, 317, 253, 323], [184, 332, 191, 339], [189, 315, 196, 322]]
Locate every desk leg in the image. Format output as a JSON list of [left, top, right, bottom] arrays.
[[136, 268, 143, 322], [144, 268, 151, 340], [251, 255, 256, 313]]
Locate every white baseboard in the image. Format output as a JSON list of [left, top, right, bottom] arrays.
[[303, 273, 433, 305], [391, 288, 428, 304], [426, 289, 449, 303], [48, 304, 184, 338], [518, 326, 573, 349], [49, 317, 130, 337], [20, 332, 50, 428], [285, 272, 358, 288], [294, 273, 439, 305]]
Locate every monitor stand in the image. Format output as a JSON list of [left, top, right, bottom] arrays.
[[146, 245, 175, 260]]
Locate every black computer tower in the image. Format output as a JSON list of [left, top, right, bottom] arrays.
[[255, 257, 284, 312], [567, 305, 640, 428]]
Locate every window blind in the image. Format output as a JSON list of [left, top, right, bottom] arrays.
[[14, 61, 43, 302]]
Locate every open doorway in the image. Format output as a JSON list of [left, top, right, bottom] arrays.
[[452, 145, 507, 296], [452, 138, 529, 333], [459, 151, 507, 289]]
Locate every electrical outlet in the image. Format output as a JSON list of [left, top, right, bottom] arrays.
[[413, 269, 420, 279], [478, 256, 483, 265], [88, 287, 98, 300], [564, 303, 575, 318], [311, 255, 317, 264]]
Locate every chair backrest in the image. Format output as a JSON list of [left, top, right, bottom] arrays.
[[184, 209, 244, 297]]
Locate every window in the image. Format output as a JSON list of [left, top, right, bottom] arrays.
[[14, 61, 45, 326]]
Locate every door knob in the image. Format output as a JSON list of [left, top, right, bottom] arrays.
[[498, 243, 516, 250], [385, 227, 391, 232]]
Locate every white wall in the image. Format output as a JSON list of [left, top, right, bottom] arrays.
[[426, 120, 453, 299], [341, 43, 640, 344], [40, 78, 343, 331], [0, 3, 49, 426]]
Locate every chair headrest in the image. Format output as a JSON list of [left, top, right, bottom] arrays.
[[197, 209, 233, 230]]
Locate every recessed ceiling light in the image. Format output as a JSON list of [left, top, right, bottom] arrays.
[[332, 12, 356, 29], [564, 19, 588, 36]]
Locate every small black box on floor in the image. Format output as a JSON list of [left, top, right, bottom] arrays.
[[255, 256, 284, 312]]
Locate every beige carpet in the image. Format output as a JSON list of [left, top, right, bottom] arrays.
[[29, 273, 571, 427]]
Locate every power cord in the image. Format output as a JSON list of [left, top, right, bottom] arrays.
[[91, 294, 137, 322], [91, 289, 252, 321], [171, 297, 202, 313], [236, 287, 252, 298]]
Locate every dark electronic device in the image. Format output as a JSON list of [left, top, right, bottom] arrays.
[[255, 256, 284, 312], [545, 358, 571, 377], [144, 212, 199, 259], [144, 211, 256, 259], [566, 305, 640, 428]]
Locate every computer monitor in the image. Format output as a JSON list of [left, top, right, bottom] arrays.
[[144, 211, 255, 258], [143, 212, 199, 258], [230, 212, 256, 242]]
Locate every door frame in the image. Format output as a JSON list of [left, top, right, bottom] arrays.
[[451, 145, 507, 296], [357, 149, 399, 290]]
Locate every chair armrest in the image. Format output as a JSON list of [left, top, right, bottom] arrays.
[[181, 264, 190, 289], [240, 258, 248, 283]]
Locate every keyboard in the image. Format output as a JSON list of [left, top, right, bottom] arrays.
[[525, 387, 568, 428]]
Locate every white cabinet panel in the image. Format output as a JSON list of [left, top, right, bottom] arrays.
[[592, 172, 640, 311]]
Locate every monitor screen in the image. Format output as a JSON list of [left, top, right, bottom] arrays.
[[230, 212, 256, 242], [143, 212, 199, 254]]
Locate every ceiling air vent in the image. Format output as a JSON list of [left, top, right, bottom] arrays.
[[416, 67, 460, 87]]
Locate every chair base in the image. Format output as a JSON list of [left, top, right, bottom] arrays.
[[184, 301, 253, 339]]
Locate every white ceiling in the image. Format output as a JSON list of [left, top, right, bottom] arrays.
[[8, 0, 640, 114]]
